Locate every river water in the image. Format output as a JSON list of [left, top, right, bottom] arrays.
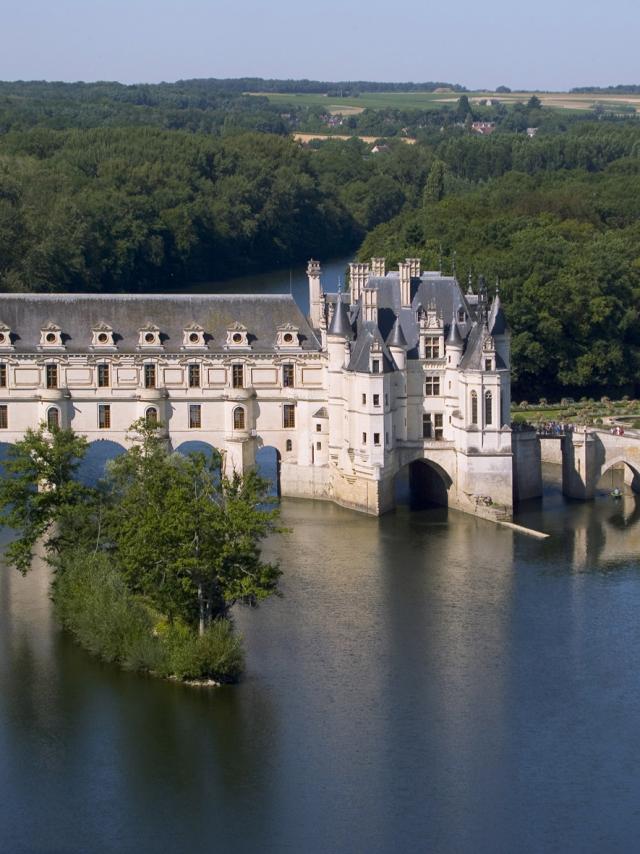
[[2, 262, 640, 853]]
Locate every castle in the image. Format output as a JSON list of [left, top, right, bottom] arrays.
[[0, 258, 537, 518]]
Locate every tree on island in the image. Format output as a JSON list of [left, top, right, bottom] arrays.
[[0, 420, 282, 680]]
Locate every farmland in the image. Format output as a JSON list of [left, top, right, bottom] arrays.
[[249, 90, 640, 114]]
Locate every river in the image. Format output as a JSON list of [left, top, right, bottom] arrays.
[[3, 472, 640, 853], [2, 262, 640, 853]]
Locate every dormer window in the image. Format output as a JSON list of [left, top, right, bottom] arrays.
[[91, 323, 115, 348], [183, 324, 206, 349], [457, 309, 466, 323], [40, 323, 63, 348], [276, 324, 300, 349], [0, 323, 13, 349], [139, 325, 162, 348], [226, 323, 249, 349]]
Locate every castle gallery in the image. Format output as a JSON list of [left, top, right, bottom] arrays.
[[0, 259, 536, 518]]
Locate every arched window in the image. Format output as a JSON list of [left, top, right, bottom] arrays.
[[286, 439, 293, 452], [47, 407, 60, 430], [233, 407, 245, 430], [485, 390, 493, 426], [145, 406, 158, 427], [471, 390, 478, 425]]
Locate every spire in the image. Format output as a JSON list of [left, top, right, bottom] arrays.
[[489, 291, 508, 335], [386, 317, 408, 349], [467, 271, 474, 295], [328, 296, 353, 339], [446, 309, 463, 348]]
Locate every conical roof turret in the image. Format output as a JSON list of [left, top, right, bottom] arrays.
[[446, 309, 463, 348], [328, 297, 353, 339], [489, 292, 508, 335], [386, 317, 408, 349]]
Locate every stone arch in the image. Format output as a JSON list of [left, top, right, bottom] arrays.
[[174, 440, 222, 469], [395, 456, 453, 509], [598, 456, 640, 494], [76, 439, 127, 487], [255, 445, 282, 498], [0, 441, 14, 478]]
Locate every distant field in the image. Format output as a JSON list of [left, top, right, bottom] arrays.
[[248, 90, 639, 114], [293, 132, 416, 144]]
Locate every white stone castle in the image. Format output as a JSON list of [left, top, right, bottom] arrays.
[[0, 258, 533, 518]]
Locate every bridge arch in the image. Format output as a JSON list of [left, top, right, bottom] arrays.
[[255, 445, 281, 497], [76, 439, 127, 487], [597, 456, 640, 494], [396, 457, 453, 510], [173, 440, 222, 470]]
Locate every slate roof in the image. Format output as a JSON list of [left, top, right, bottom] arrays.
[[327, 295, 354, 338], [0, 293, 321, 353], [347, 323, 396, 374]]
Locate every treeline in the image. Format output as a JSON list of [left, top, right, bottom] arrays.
[[0, 128, 432, 291], [359, 124, 640, 399], [571, 85, 640, 94], [174, 78, 467, 95]]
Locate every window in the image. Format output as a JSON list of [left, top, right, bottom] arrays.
[[458, 308, 465, 323], [47, 407, 59, 430], [423, 413, 432, 439], [372, 360, 380, 374], [374, 433, 380, 446], [316, 423, 322, 432], [98, 404, 111, 429], [46, 364, 58, 389], [485, 359, 492, 372], [373, 394, 380, 407], [361, 394, 367, 405], [189, 404, 202, 429], [0, 405, 7, 429], [283, 364, 294, 388], [286, 439, 293, 452], [385, 393, 388, 407], [425, 337, 440, 358], [0, 365, 6, 388], [283, 404, 295, 429], [362, 432, 367, 445], [385, 431, 389, 446], [434, 413, 444, 440], [485, 391, 493, 426], [146, 407, 158, 427], [233, 407, 245, 430], [316, 441, 322, 451], [425, 375, 440, 396], [471, 390, 478, 425], [188, 364, 200, 388], [144, 364, 156, 389], [97, 364, 109, 387], [232, 364, 244, 389]]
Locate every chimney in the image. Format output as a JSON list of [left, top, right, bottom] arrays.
[[370, 257, 386, 277], [348, 262, 370, 305], [307, 259, 323, 329], [398, 261, 412, 308], [406, 257, 421, 278], [362, 287, 378, 324]]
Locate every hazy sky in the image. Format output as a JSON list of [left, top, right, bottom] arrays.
[[2, 0, 638, 91]]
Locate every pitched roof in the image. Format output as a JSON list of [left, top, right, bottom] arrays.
[[0, 293, 321, 354], [327, 295, 354, 339], [347, 323, 395, 374]]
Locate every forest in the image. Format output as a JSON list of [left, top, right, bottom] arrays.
[[1, 79, 640, 396]]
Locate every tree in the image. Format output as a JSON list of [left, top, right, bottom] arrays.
[[527, 95, 542, 111], [456, 95, 473, 122], [424, 159, 447, 203], [0, 424, 91, 573], [103, 420, 281, 633]]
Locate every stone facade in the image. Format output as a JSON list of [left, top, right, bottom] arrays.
[[0, 258, 519, 518]]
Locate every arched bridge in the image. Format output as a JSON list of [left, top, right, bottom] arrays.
[[554, 429, 640, 499]]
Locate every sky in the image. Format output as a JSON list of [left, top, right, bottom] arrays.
[[1, 0, 638, 91]]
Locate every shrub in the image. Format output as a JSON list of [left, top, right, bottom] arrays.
[[538, 397, 548, 406], [518, 400, 529, 409], [53, 549, 244, 682]]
